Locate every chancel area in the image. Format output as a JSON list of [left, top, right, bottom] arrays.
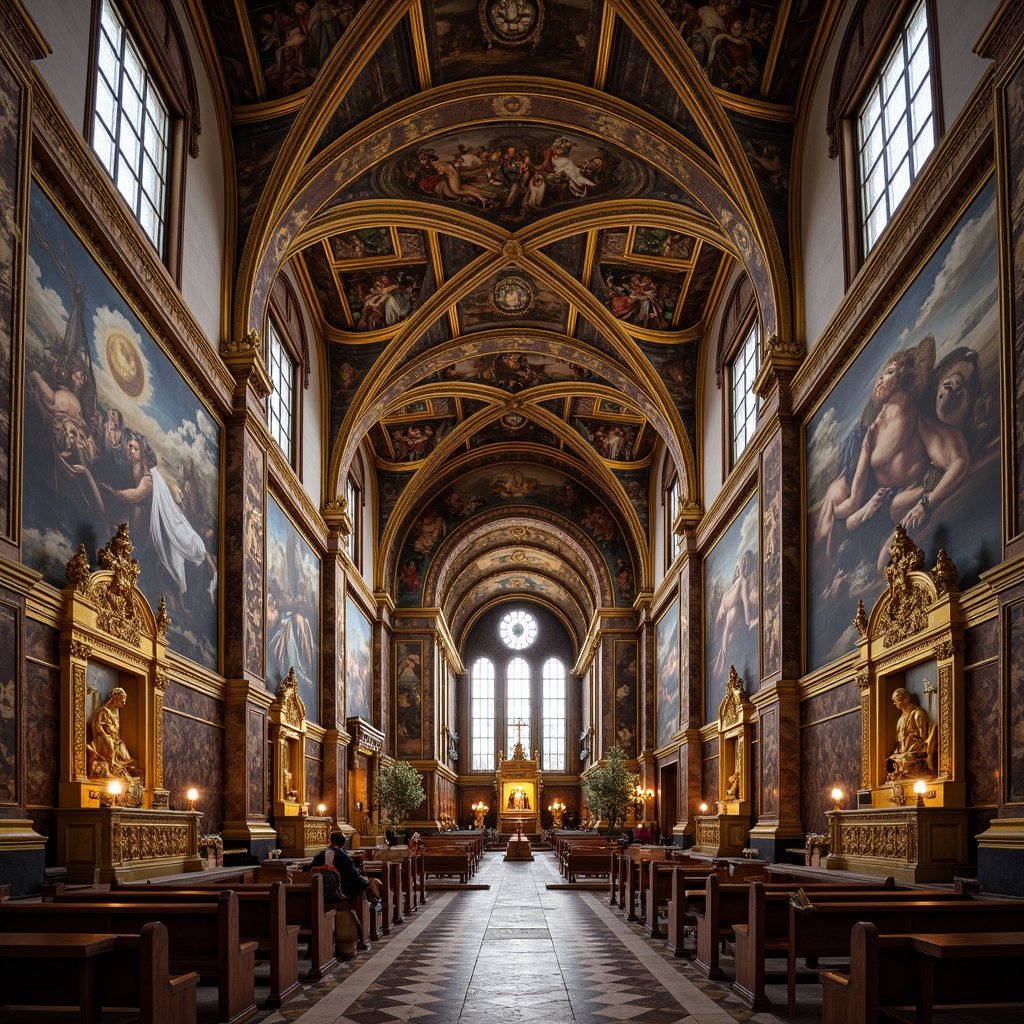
[[3, 1, 1024, 1022]]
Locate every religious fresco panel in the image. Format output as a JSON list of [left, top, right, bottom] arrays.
[[380, 123, 650, 226], [767, 0, 826, 106], [437, 348, 604, 392], [384, 417, 453, 462], [23, 186, 220, 670], [0, 601, 16, 803], [244, 0, 366, 100], [1008, 600, 1024, 805], [395, 464, 631, 606], [596, 262, 688, 332], [704, 492, 759, 724], [346, 595, 372, 723], [613, 640, 638, 757], [163, 710, 224, 834], [432, 0, 596, 83], [631, 227, 697, 261], [328, 340, 387, 448], [0, 54, 22, 535], [233, 115, 294, 266], [266, 495, 321, 724], [806, 179, 1001, 671], [305, 736, 324, 809], [731, 112, 792, 258], [759, 705, 778, 818], [964, 659, 999, 807], [658, 0, 779, 99], [458, 271, 568, 334], [675, 243, 728, 327], [655, 597, 680, 749], [1007, 59, 1024, 537], [635, 338, 698, 454], [468, 419, 561, 451], [377, 469, 413, 536], [330, 227, 396, 262], [614, 467, 650, 537], [395, 640, 423, 759]]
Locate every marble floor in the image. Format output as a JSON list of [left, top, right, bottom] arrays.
[[254, 850, 788, 1024]]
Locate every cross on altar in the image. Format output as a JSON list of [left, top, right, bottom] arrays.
[[511, 719, 526, 747]]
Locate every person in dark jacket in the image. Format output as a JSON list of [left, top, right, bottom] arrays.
[[311, 832, 382, 909]]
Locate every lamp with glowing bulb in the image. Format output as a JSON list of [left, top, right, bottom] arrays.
[[186, 787, 198, 811], [317, 802, 327, 816], [699, 802, 708, 814], [831, 787, 843, 811], [913, 779, 927, 807]]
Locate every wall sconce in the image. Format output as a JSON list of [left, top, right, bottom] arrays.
[[186, 787, 198, 811], [547, 800, 566, 813], [699, 802, 708, 814], [317, 802, 327, 816], [831, 787, 843, 811], [913, 780, 927, 807], [634, 785, 654, 804]]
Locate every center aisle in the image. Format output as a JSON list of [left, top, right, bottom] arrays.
[[270, 850, 784, 1024]]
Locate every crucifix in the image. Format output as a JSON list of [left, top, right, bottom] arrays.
[[511, 719, 526, 749]]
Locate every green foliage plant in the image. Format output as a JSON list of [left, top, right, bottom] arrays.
[[580, 746, 639, 835], [376, 760, 426, 829]]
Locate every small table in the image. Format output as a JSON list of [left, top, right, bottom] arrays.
[[0, 932, 119, 1024], [912, 931, 1024, 1024]]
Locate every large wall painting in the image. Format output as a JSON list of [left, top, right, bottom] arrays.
[[806, 179, 1001, 670], [395, 640, 423, 758], [346, 595, 372, 723], [613, 640, 637, 757], [656, 598, 680, 750], [266, 495, 321, 724], [704, 492, 759, 724], [23, 185, 220, 670]]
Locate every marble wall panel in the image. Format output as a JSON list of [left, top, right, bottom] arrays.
[[1008, 600, 1024, 804], [702, 735, 719, 808], [964, 617, 998, 667], [801, 708, 861, 837], [1008, 58, 1024, 536], [761, 436, 782, 680], [246, 706, 265, 819], [24, 659, 58, 808], [800, 682, 861, 727], [0, 600, 16, 802], [26, 618, 59, 666], [163, 681, 223, 726], [965, 659, 999, 807], [305, 736, 324, 809], [163, 709, 224, 833]]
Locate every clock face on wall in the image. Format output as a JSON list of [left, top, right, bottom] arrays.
[[499, 609, 537, 649]]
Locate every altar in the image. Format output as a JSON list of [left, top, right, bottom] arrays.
[[495, 721, 542, 837]]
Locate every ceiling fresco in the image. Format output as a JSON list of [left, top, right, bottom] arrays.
[[194, 0, 834, 638]]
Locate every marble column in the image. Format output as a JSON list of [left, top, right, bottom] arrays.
[[747, 338, 805, 860], [677, 507, 704, 842], [975, 0, 1024, 897], [219, 336, 277, 859], [0, 5, 50, 895]]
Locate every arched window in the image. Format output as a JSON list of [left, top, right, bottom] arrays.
[[542, 657, 566, 771], [470, 657, 495, 771], [506, 656, 531, 755]]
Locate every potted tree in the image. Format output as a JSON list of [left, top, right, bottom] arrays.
[[376, 760, 426, 842], [580, 746, 639, 838]]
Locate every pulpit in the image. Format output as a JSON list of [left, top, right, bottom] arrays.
[[54, 525, 202, 883], [826, 527, 969, 882], [495, 722, 542, 837]]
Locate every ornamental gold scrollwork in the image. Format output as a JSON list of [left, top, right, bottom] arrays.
[[274, 667, 307, 728], [61, 638, 93, 660], [718, 666, 749, 727], [931, 548, 959, 596], [696, 819, 720, 847], [860, 690, 871, 789], [74, 663, 88, 778], [221, 328, 260, 356], [156, 597, 171, 638], [66, 544, 91, 594], [112, 819, 190, 861], [882, 526, 929, 647], [853, 600, 868, 638], [90, 524, 143, 646], [939, 665, 952, 777]]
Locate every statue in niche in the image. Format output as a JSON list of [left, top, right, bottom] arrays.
[[886, 686, 935, 779], [87, 686, 143, 794], [725, 773, 740, 800]]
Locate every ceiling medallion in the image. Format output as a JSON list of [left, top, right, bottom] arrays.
[[491, 274, 534, 316], [479, 0, 545, 48], [501, 410, 527, 429]]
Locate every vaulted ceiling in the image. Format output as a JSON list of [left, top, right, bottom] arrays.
[[193, 0, 833, 652]]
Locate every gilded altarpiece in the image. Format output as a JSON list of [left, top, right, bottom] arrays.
[[826, 527, 969, 882], [53, 525, 202, 883], [693, 667, 754, 856]]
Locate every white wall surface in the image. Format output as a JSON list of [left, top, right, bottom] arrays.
[[24, 0, 90, 133]]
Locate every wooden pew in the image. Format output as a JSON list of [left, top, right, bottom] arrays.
[[821, 922, 1024, 1024], [119, 873, 338, 980], [782, 896, 1024, 1014], [286, 871, 374, 955], [59, 881, 302, 1008], [563, 841, 614, 882], [557, 836, 608, 877], [0, 923, 198, 1024], [421, 845, 473, 883], [642, 861, 720, 934], [0, 892, 257, 1024], [693, 876, 898, 976]]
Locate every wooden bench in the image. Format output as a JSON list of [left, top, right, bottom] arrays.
[[821, 923, 1024, 1024], [693, 876, 898, 976], [0, 892, 257, 1024], [557, 836, 608, 877], [421, 846, 473, 883], [283, 871, 373, 957], [60, 880, 301, 1008], [642, 861, 720, 934], [121, 873, 338, 980], [0, 923, 198, 1024]]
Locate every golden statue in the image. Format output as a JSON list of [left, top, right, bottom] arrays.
[[886, 686, 934, 779], [88, 686, 138, 779]]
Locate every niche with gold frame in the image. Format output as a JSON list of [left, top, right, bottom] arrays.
[[53, 525, 202, 883], [826, 526, 969, 882]]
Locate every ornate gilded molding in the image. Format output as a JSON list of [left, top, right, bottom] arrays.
[[881, 526, 928, 647], [273, 667, 308, 729], [853, 600, 868, 638], [155, 597, 171, 638], [73, 663, 87, 779], [111, 818, 191, 861], [60, 638, 92, 661], [66, 545, 91, 595], [695, 818, 721, 848], [932, 639, 961, 661], [932, 548, 959, 597], [836, 815, 917, 862], [718, 666, 750, 727], [854, 668, 869, 690], [221, 328, 261, 356], [860, 690, 870, 789], [938, 664, 952, 777], [87, 524, 142, 647]]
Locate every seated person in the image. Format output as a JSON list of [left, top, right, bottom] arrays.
[[311, 831, 383, 910]]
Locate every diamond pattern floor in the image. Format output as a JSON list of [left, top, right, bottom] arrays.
[[241, 850, 792, 1024]]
